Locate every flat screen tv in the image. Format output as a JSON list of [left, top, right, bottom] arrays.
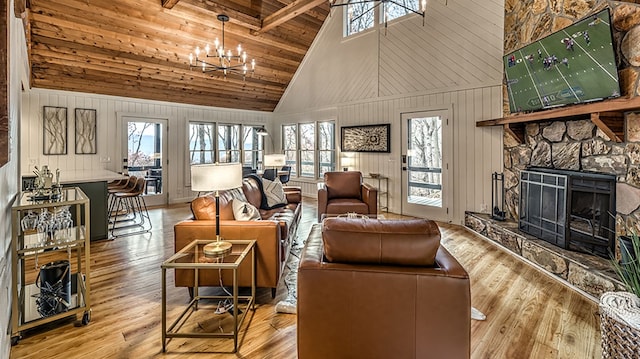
[[504, 8, 621, 114]]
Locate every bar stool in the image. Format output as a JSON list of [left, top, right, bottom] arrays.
[[109, 177, 151, 239], [108, 176, 137, 219]]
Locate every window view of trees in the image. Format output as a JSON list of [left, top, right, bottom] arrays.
[[218, 124, 241, 163], [347, 2, 374, 36], [243, 126, 264, 169], [189, 122, 215, 164], [128, 121, 160, 170], [318, 122, 336, 176], [283, 124, 297, 177], [345, 0, 420, 37], [189, 122, 264, 168], [283, 121, 335, 178], [384, 0, 420, 22], [300, 123, 315, 177], [408, 116, 443, 205]]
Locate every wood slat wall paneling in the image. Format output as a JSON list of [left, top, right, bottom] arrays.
[[21, 88, 271, 203], [276, 0, 503, 113]]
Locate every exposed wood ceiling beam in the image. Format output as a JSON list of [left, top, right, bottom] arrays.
[[161, 0, 180, 8], [255, 0, 326, 34], [181, 0, 262, 31]]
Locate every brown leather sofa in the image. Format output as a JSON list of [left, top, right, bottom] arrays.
[[298, 218, 471, 359], [317, 171, 378, 221], [174, 174, 302, 296]]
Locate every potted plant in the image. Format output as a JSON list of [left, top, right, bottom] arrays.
[[611, 217, 640, 297]]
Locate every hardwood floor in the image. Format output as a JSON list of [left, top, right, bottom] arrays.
[[9, 199, 602, 358]]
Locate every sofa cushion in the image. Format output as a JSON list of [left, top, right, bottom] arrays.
[[191, 188, 248, 220], [262, 178, 287, 209], [325, 171, 362, 199], [232, 199, 261, 221], [322, 218, 441, 266], [326, 199, 369, 216]]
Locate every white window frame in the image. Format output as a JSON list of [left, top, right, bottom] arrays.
[[282, 121, 336, 179]]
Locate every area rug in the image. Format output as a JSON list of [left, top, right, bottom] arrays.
[[274, 224, 318, 314]]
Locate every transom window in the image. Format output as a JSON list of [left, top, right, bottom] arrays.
[[282, 121, 336, 178], [344, 0, 423, 37]]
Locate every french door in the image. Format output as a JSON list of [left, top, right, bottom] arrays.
[[121, 116, 168, 207], [401, 110, 452, 222]]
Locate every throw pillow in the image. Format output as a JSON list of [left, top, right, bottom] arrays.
[[231, 199, 261, 221], [262, 177, 287, 209]]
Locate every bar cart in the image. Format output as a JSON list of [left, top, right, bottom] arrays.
[[10, 187, 92, 345]]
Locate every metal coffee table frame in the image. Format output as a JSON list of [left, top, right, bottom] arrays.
[[161, 239, 256, 353]]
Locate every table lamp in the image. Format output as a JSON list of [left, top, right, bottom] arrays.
[[341, 152, 354, 171], [264, 154, 286, 168], [190, 162, 242, 258]]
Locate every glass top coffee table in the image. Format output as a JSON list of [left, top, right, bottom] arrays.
[[161, 239, 256, 353]]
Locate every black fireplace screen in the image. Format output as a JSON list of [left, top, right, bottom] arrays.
[[519, 168, 615, 258]]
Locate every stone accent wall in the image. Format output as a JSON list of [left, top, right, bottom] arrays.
[[504, 1, 640, 114], [502, 0, 640, 241], [503, 119, 640, 239], [465, 212, 623, 301]]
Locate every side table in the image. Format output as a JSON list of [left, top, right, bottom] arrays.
[[161, 239, 256, 353], [363, 175, 388, 212]]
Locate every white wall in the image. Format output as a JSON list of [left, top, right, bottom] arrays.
[[21, 89, 273, 203], [275, 0, 505, 224], [1, 1, 26, 356]]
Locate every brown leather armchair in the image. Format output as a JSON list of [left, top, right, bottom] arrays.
[[297, 218, 471, 359], [317, 171, 378, 221]]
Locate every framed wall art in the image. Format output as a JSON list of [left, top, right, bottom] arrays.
[[75, 108, 97, 154], [43, 106, 68, 155], [340, 124, 390, 153]]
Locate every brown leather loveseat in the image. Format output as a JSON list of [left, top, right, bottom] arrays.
[[297, 217, 471, 359], [174, 174, 302, 296], [317, 171, 378, 221]]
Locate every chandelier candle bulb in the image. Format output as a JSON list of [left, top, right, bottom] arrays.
[[189, 14, 254, 79]]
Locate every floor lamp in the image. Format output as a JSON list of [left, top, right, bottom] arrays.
[[190, 162, 242, 258]]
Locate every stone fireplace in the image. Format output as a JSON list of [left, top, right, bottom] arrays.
[[519, 167, 616, 258]]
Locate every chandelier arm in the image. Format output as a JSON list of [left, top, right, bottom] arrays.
[[386, 0, 425, 16]]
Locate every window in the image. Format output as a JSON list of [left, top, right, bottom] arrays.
[[218, 124, 241, 163], [188, 122, 264, 171], [383, 0, 420, 22], [242, 126, 264, 170], [300, 123, 315, 177], [346, 2, 374, 36], [283, 124, 298, 177], [188, 122, 216, 164], [344, 0, 423, 37], [318, 121, 336, 177], [282, 121, 336, 178]]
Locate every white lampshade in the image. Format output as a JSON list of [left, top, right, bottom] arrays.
[[264, 154, 286, 167], [190, 163, 243, 192]]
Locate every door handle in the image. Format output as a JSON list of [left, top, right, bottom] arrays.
[[402, 166, 407, 171]]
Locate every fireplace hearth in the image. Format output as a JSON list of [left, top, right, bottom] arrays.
[[519, 168, 616, 258]]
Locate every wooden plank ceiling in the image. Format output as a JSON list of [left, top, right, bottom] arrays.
[[22, 0, 330, 111]]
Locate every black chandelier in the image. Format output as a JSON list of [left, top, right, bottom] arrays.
[[189, 14, 255, 79], [329, 0, 427, 30]]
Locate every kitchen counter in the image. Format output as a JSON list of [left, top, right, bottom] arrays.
[[21, 169, 124, 241]]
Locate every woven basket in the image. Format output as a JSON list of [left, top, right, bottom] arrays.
[[599, 306, 640, 358]]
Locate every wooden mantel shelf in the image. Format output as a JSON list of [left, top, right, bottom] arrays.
[[477, 96, 640, 144]]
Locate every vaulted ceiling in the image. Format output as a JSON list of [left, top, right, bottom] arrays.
[[16, 0, 330, 111]]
